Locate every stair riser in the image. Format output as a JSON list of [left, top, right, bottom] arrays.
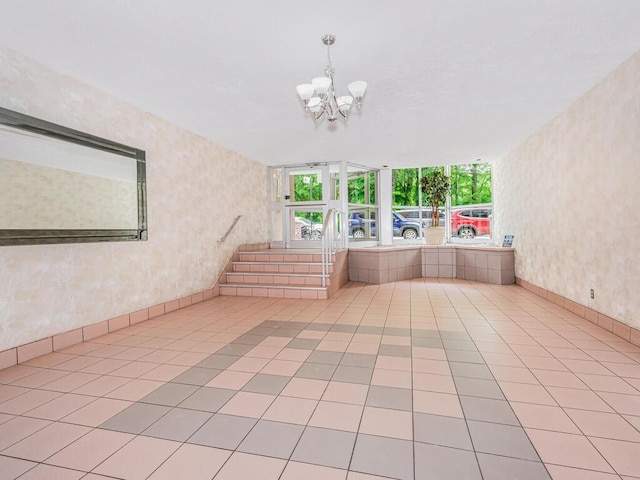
[[225, 274, 329, 287], [234, 264, 332, 274], [219, 286, 328, 300], [238, 253, 334, 263]]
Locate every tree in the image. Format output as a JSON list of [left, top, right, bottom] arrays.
[[420, 168, 450, 227]]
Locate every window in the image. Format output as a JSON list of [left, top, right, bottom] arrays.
[[390, 162, 493, 243]]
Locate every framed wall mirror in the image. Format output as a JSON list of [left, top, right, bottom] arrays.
[[0, 107, 147, 246]]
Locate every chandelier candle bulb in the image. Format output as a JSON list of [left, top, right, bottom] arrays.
[[296, 34, 367, 123]]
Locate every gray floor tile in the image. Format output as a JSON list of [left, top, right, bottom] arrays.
[[242, 374, 290, 395], [274, 328, 303, 338], [178, 386, 235, 412], [305, 323, 333, 332], [247, 326, 279, 336], [412, 337, 444, 348], [286, 321, 310, 329], [440, 331, 472, 340], [357, 326, 384, 334], [477, 453, 551, 480], [330, 324, 358, 333], [143, 407, 212, 442], [383, 327, 411, 337], [332, 365, 373, 385], [171, 367, 222, 386], [351, 434, 414, 480], [442, 339, 478, 351], [366, 385, 412, 411], [291, 426, 356, 469], [232, 334, 267, 345], [378, 344, 412, 358], [414, 442, 482, 480], [413, 413, 473, 450], [467, 420, 540, 461], [295, 363, 337, 381], [449, 362, 493, 380], [445, 350, 485, 364], [197, 354, 240, 369], [306, 351, 343, 365], [100, 403, 170, 434], [454, 378, 505, 400], [287, 338, 321, 350], [188, 413, 257, 450], [412, 329, 441, 339], [262, 320, 287, 327], [216, 343, 255, 356], [460, 396, 519, 425], [238, 420, 304, 459], [140, 382, 199, 407], [340, 353, 377, 368]]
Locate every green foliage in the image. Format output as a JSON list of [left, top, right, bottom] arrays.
[[420, 167, 450, 227], [293, 174, 322, 202], [450, 163, 492, 206], [347, 172, 376, 205], [392, 168, 419, 206]]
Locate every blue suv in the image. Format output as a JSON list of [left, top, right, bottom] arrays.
[[349, 211, 422, 240]]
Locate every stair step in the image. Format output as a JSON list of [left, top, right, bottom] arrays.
[[226, 272, 329, 287], [233, 262, 332, 274], [239, 252, 333, 263], [220, 284, 328, 300]]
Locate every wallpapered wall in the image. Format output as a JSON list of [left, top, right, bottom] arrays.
[[0, 47, 270, 351], [493, 51, 640, 328]]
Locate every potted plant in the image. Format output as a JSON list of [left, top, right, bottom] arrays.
[[420, 168, 450, 245]]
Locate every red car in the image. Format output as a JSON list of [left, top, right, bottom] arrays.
[[451, 208, 492, 238]]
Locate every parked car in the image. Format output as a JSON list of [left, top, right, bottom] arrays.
[[295, 217, 322, 240], [450, 208, 492, 238], [349, 211, 422, 240], [395, 208, 445, 228]]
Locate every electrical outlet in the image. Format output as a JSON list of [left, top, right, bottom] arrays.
[[590, 289, 595, 299]]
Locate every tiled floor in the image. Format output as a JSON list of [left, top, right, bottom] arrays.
[[2, 278, 640, 479]]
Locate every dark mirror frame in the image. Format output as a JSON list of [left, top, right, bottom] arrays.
[[0, 107, 147, 246]]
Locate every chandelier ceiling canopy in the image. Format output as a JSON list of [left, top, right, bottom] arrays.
[[296, 34, 367, 123]]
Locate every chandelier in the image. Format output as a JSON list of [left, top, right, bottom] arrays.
[[296, 34, 367, 123]]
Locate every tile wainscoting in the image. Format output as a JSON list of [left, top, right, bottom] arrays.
[[348, 245, 515, 286], [516, 277, 640, 348], [0, 242, 270, 371]]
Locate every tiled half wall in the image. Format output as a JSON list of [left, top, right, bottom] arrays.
[[348, 246, 515, 286]]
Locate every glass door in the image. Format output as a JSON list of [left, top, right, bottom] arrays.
[[284, 166, 330, 248]]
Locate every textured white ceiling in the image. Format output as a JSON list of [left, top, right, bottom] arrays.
[[0, 0, 639, 168]]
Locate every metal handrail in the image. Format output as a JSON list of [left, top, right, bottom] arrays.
[[320, 208, 345, 287], [218, 215, 243, 242]]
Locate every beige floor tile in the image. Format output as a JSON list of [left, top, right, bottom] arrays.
[[47, 428, 134, 471], [104, 378, 164, 401], [371, 369, 412, 389], [62, 397, 132, 427], [281, 377, 328, 400], [308, 400, 364, 432], [322, 381, 369, 405], [93, 435, 180, 480], [413, 390, 463, 418], [412, 372, 456, 394], [281, 461, 347, 480], [206, 370, 255, 390], [358, 406, 413, 440], [526, 429, 614, 473], [213, 451, 286, 480], [2, 421, 90, 462], [263, 395, 318, 424], [147, 443, 231, 480], [218, 391, 275, 417]]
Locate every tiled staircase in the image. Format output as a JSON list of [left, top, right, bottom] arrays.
[[219, 249, 342, 300]]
